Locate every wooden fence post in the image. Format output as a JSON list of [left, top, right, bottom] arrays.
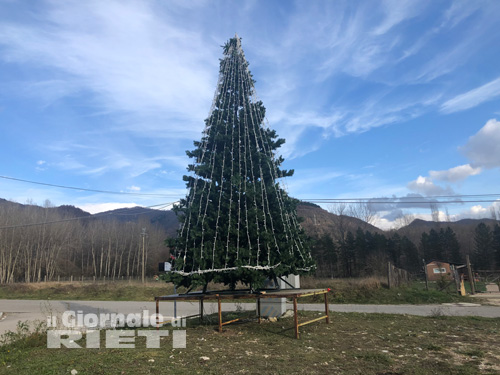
[[423, 259, 429, 291], [466, 255, 476, 295], [387, 262, 393, 289]]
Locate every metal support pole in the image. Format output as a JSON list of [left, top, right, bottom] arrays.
[[293, 296, 299, 339]]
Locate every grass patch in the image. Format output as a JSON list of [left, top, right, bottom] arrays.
[[458, 348, 486, 358], [1, 312, 499, 375], [0, 281, 176, 301], [299, 277, 474, 304], [426, 343, 443, 351], [0, 278, 476, 305], [356, 352, 393, 365]]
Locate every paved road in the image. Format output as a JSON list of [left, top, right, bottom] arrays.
[[1, 299, 499, 335]]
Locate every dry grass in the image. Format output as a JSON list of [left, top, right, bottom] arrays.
[[301, 276, 385, 290], [1, 312, 499, 374], [0, 277, 471, 305]]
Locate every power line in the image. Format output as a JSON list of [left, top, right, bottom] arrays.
[[3, 174, 500, 206], [0, 201, 177, 230], [303, 193, 500, 200], [0, 175, 182, 198], [305, 199, 500, 204]]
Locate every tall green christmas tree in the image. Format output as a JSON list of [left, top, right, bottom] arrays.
[[165, 34, 315, 290]]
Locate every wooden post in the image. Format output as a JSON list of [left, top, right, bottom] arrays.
[[156, 299, 159, 331], [293, 296, 299, 339], [70, 275, 73, 283], [324, 292, 330, 324], [451, 265, 461, 294], [217, 294, 222, 333], [257, 297, 261, 324], [466, 255, 476, 295], [423, 259, 429, 291], [387, 262, 392, 289], [199, 298, 204, 323]]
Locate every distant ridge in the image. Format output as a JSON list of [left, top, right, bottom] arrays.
[[407, 217, 498, 229], [97, 206, 179, 237], [0, 198, 90, 218], [1, 198, 498, 243]]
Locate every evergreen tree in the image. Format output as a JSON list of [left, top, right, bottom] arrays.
[[420, 229, 442, 261], [494, 224, 500, 269], [400, 236, 420, 273], [164, 35, 315, 289], [473, 223, 494, 270], [311, 234, 337, 278], [441, 227, 461, 264], [354, 227, 367, 274], [341, 231, 356, 277], [388, 233, 402, 267], [420, 232, 430, 261], [428, 229, 443, 260]]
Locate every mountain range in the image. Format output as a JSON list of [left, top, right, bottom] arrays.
[[1, 198, 496, 245]]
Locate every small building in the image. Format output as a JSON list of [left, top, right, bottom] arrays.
[[426, 261, 453, 281]]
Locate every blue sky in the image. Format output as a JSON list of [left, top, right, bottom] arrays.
[[1, 0, 500, 230]]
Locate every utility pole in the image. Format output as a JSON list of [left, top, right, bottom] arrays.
[[423, 259, 429, 291], [141, 228, 148, 284]]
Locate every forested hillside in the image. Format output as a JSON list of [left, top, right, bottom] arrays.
[[1, 198, 499, 283], [0, 199, 170, 283]]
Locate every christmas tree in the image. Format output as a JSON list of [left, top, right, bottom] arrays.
[[165, 34, 315, 290]]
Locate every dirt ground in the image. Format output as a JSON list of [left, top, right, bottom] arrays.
[[471, 292, 500, 306]]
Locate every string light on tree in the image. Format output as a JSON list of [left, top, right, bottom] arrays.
[[164, 34, 315, 290]]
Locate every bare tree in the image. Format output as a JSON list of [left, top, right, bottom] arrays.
[[430, 203, 440, 224], [347, 202, 377, 227], [445, 207, 452, 223], [490, 206, 497, 221], [394, 211, 415, 230], [328, 203, 350, 244]]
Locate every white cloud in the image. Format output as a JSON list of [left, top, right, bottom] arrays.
[[127, 185, 141, 192], [441, 1, 482, 29], [284, 168, 342, 196], [441, 77, 500, 113], [461, 119, 500, 169], [451, 202, 500, 221], [373, 0, 422, 36], [374, 212, 447, 231], [407, 175, 455, 196], [0, 0, 217, 135], [254, 0, 500, 161], [469, 205, 488, 215], [429, 164, 481, 182], [76, 202, 138, 214], [407, 119, 499, 197]]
